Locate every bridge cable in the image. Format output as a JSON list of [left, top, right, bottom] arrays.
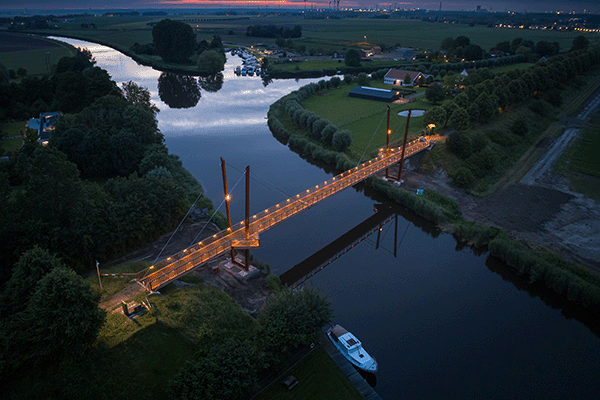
[[188, 170, 246, 247], [389, 113, 408, 144], [356, 109, 388, 167], [225, 161, 295, 202], [145, 189, 205, 276]]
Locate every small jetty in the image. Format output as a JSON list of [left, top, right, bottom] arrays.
[[321, 332, 383, 400]]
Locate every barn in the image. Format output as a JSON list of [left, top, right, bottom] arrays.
[[348, 86, 401, 102]]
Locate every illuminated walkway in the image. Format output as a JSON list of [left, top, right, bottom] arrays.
[[139, 138, 433, 291]]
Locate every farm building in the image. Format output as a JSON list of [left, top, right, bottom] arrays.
[[384, 69, 432, 86], [348, 86, 401, 102]]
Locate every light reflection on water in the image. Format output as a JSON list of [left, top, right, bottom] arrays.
[[50, 37, 600, 400]]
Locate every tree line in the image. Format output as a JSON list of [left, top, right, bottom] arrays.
[[422, 44, 600, 190], [246, 24, 302, 39]]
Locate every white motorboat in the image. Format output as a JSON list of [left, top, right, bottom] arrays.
[[327, 325, 378, 372]]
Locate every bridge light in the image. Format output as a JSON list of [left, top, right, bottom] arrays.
[[225, 194, 231, 201], [213, 234, 217, 238], [167, 257, 171, 261]]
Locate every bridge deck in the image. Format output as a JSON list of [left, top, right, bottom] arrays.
[[139, 138, 433, 291]]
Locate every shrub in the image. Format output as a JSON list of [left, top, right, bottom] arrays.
[[450, 166, 476, 188], [343, 74, 353, 84], [330, 76, 341, 88], [510, 116, 529, 136]]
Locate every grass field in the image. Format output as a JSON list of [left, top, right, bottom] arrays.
[[5, 13, 597, 61], [0, 32, 77, 75], [255, 347, 363, 400], [301, 81, 430, 159], [0, 121, 24, 154]]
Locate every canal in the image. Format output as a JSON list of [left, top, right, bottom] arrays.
[[54, 37, 600, 400]]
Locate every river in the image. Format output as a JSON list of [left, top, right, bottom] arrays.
[[53, 38, 600, 400]]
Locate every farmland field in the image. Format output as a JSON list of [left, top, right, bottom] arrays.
[[4, 13, 597, 57], [0, 32, 77, 75]]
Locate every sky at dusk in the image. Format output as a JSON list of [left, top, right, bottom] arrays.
[[0, 0, 599, 13]]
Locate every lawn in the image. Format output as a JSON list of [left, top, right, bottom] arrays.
[[301, 81, 431, 159], [0, 121, 25, 154], [255, 347, 363, 400]]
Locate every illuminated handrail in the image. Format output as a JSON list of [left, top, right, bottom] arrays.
[[139, 139, 431, 291]]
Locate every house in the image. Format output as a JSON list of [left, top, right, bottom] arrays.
[[26, 112, 61, 146], [402, 51, 416, 61], [349, 86, 401, 102], [460, 68, 476, 76], [383, 69, 432, 86]]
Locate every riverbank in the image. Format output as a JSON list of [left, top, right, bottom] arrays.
[[267, 71, 600, 312]]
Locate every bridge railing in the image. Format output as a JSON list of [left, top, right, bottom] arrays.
[[139, 139, 432, 291]]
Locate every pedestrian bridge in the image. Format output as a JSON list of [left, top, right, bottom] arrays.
[[138, 137, 433, 291]]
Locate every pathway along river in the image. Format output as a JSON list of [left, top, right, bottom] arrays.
[[54, 38, 600, 399]]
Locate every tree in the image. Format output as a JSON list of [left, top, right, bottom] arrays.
[[122, 81, 159, 115], [448, 107, 470, 131], [152, 19, 196, 63], [321, 124, 338, 146], [344, 49, 361, 67], [168, 338, 262, 400], [423, 106, 447, 129], [403, 73, 412, 86], [332, 129, 352, 151], [312, 118, 328, 140], [425, 83, 446, 104], [357, 72, 369, 85], [197, 50, 225, 75], [9, 267, 104, 364], [258, 288, 332, 366], [570, 35, 589, 52], [0, 246, 64, 317]]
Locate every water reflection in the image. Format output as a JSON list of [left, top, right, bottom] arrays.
[[281, 204, 396, 287], [262, 76, 273, 87], [198, 73, 223, 93], [158, 73, 201, 109]]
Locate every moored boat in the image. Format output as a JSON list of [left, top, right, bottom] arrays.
[[327, 324, 378, 372]]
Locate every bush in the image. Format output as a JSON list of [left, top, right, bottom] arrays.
[[343, 74, 353, 84], [450, 166, 476, 188], [265, 274, 282, 293], [510, 116, 529, 136]]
